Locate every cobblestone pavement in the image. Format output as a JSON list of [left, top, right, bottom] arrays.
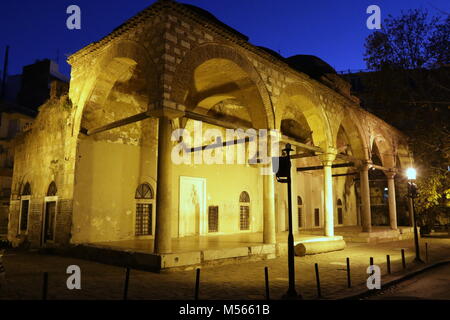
[[1, 238, 449, 300]]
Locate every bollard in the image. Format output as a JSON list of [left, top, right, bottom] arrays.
[[425, 243, 428, 263], [314, 263, 322, 298], [401, 249, 406, 269], [264, 266, 270, 300], [346, 257, 351, 288], [42, 272, 48, 300], [386, 255, 391, 274], [123, 267, 130, 300], [194, 268, 200, 300], [370, 257, 374, 267]]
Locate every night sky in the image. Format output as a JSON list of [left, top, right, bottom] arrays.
[[0, 0, 448, 78]]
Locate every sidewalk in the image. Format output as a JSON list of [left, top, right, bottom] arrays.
[[1, 237, 449, 300]]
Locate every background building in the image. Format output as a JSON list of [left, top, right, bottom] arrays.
[[0, 57, 68, 240]]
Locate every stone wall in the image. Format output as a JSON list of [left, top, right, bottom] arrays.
[[8, 96, 73, 247]]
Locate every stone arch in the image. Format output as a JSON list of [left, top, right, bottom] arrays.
[[71, 40, 159, 138], [276, 83, 332, 150], [395, 139, 412, 169], [334, 111, 368, 160], [371, 132, 395, 168], [171, 43, 275, 129]]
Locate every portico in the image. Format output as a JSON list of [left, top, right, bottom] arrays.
[[7, 0, 414, 271]]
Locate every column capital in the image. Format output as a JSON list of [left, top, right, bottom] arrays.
[[384, 170, 396, 179], [359, 160, 372, 171], [319, 152, 336, 166]]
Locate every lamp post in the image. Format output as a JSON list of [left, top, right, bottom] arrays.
[[273, 143, 301, 299], [406, 168, 423, 263]]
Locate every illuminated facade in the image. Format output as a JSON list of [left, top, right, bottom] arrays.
[[7, 0, 414, 268]]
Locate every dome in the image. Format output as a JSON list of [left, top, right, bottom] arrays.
[[286, 55, 336, 79], [182, 4, 249, 41]]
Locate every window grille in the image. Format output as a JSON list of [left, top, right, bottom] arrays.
[[239, 191, 250, 230], [135, 183, 154, 236], [314, 208, 320, 227], [297, 196, 303, 228], [208, 206, 219, 233]]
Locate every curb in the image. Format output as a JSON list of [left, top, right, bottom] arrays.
[[329, 259, 450, 300]]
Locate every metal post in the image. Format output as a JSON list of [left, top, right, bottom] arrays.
[[315, 263, 321, 298], [346, 257, 351, 288], [401, 249, 406, 269], [1, 45, 9, 99], [264, 266, 270, 300], [386, 255, 391, 274], [42, 272, 48, 300], [123, 267, 130, 300], [370, 257, 374, 267], [282, 144, 299, 299], [411, 199, 422, 263], [195, 268, 200, 300]]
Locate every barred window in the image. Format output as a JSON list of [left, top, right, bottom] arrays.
[[43, 182, 57, 243], [337, 199, 344, 225], [19, 182, 31, 233], [239, 191, 250, 230], [208, 206, 219, 233], [314, 208, 320, 227], [135, 183, 154, 236], [297, 196, 303, 228]]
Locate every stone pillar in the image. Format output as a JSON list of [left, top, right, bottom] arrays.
[[263, 174, 276, 244], [154, 116, 174, 254], [360, 162, 372, 232], [320, 152, 336, 237], [263, 135, 276, 244], [385, 171, 398, 230]]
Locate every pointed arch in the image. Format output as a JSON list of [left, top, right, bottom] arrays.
[[276, 82, 332, 150], [171, 43, 275, 129]]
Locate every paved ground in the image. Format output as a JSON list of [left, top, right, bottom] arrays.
[[366, 263, 450, 300], [1, 237, 449, 300]]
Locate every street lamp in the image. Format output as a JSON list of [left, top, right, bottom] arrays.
[[406, 167, 423, 263], [273, 143, 301, 299]]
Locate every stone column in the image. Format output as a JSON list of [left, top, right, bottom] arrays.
[[263, 135, 276, 244], [360, 162, 372, 232], [385, 171, 398, 230], [320, 152, 336, 237], [154, 116, 174, 254], [263, 174, 276, 244]]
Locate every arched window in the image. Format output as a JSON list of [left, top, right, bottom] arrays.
[[239, 191, 250, 230], [43, 182, 57, 243], [22, 182, 31, 196], [135, 183, 154, 236], [135, 183, 153, 199], [337, 199, 344, 225], [19, 182, 31, 233], [297, 196, 303, 228], [47, 181, 57, 196]]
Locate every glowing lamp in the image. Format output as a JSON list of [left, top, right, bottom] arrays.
[[406, 168, 417, 180]]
